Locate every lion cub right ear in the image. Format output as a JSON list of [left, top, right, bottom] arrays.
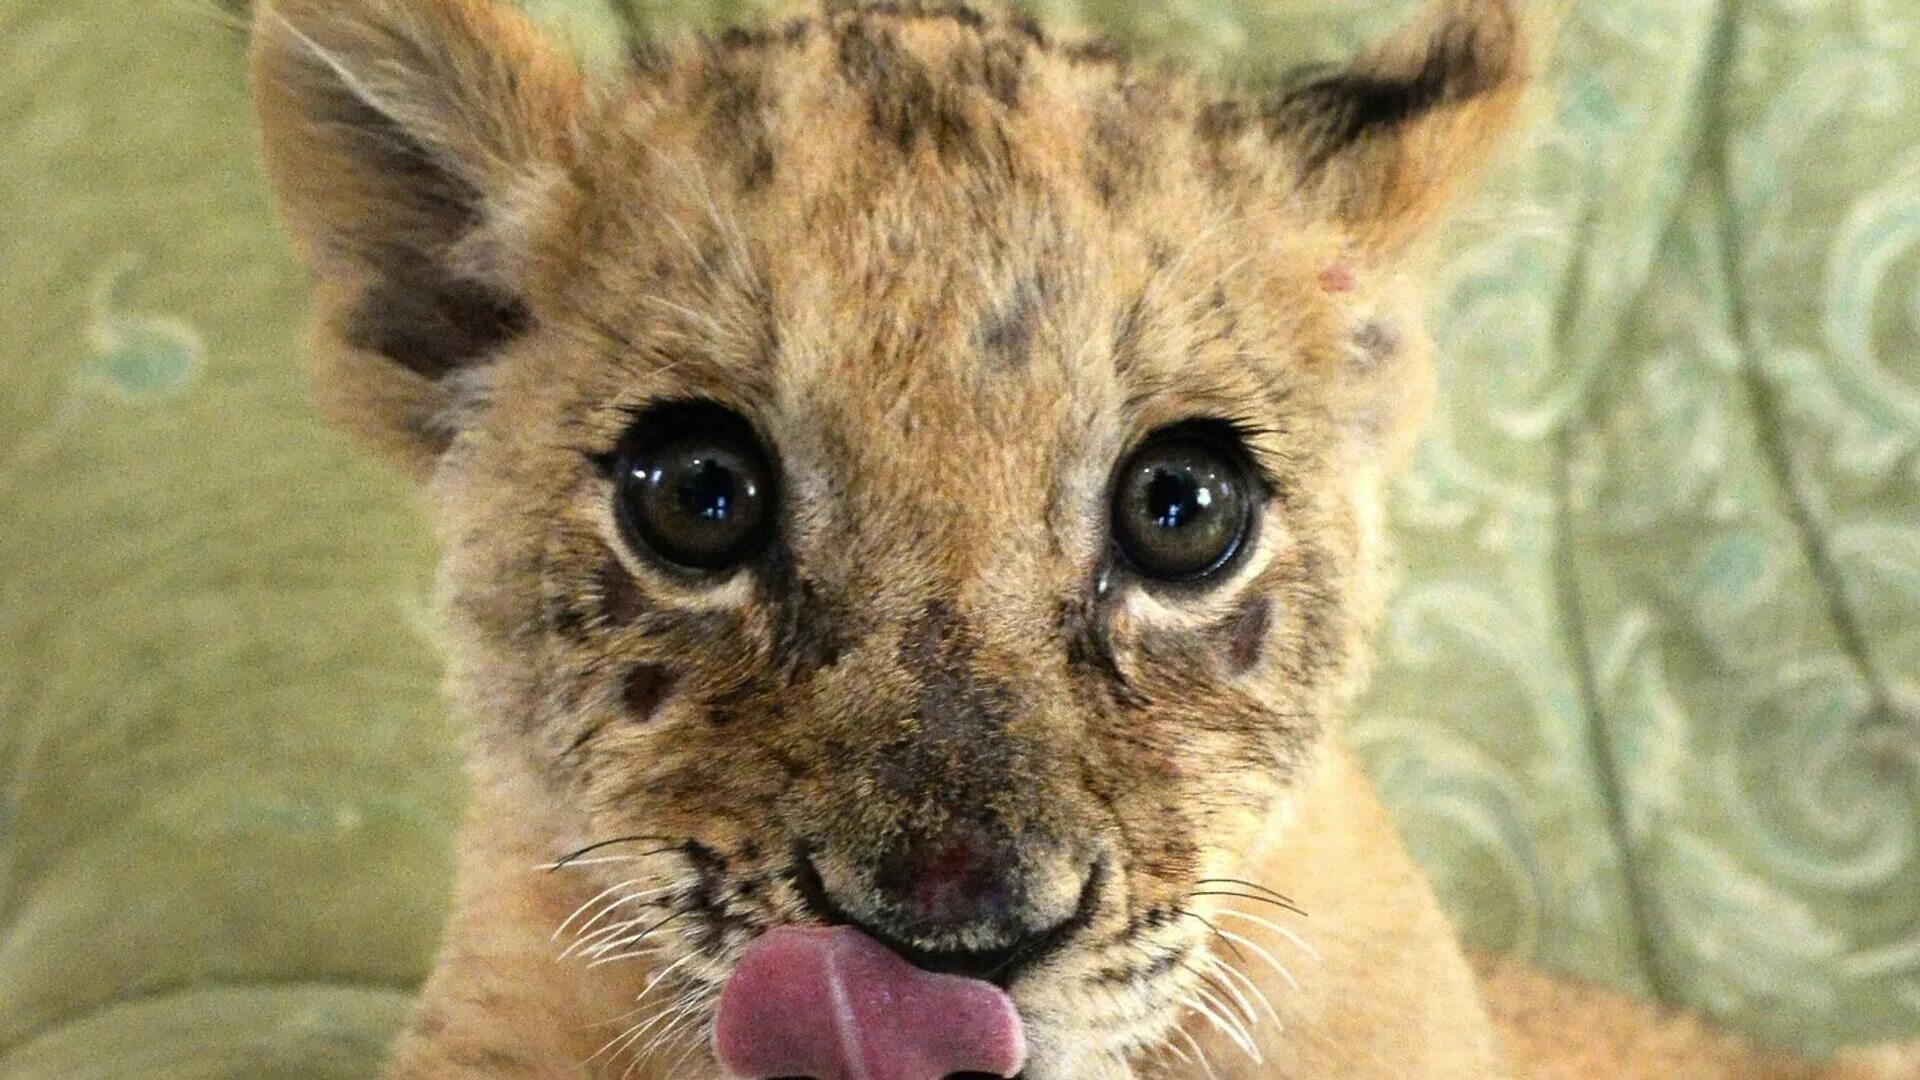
[[251, 0, 588, 475]]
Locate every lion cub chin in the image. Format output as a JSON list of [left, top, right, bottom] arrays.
[[249, 0, 1918, 1077]]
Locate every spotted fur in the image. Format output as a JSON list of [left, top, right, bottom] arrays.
[[251, 1, 1918, 1077]]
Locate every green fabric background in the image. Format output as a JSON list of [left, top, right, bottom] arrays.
[[2, 1, 1916, 1075]]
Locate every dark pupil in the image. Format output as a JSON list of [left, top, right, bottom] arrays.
[[1145, 468, 1209, 531], [1113, 436, 1249, 581], [616, 434, 770, 571], [678, 457, 740, 522]]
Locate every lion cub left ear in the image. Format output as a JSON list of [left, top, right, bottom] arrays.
[[1254, 0, 1532, 255], [251, 0, 588, 475]]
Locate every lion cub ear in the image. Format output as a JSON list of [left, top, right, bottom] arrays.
[[251, 0, 588, 475], [1258, 0, 1531, 255]]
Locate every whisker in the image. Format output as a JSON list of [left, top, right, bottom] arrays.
[[537, 854, 654, 870], [1211, 926, 1302, 993], [1176, 1025, 1219, 1079], [1192, 878, 1303, 912], [638, 992, 712, 1059], [588, 912, 692, 967], [562, 886, 681, 955], [1197, 965, 1261, 1033], [1159, 1032, 1196, 1068], [1184, 986, 1260, 1062], [596, 982, 706, 1067], [586, 946, 668, 969], [558, 880, 681, 945], [1172, 906, 1248, 964], [1214, 908, 1322, 963], [594, 999, 679, 1067], [548, 836, 690, 872], [1208, 953, 1286, 1030], [554, 877, 647, 941], [591, 1021, 646, 1068], [635, 952, 700, 1003], [663, 1010, 717, 1074], [1186, 890, 1308, 917]]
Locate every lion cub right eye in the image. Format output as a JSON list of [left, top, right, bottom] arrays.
[[1110, 425, 1256, 583], [609, 402, 776, 573]]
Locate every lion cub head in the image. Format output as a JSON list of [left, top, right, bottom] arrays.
[[254, 0, 1524, 1073]]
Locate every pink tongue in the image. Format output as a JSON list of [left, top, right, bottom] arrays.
[[712, 925, 1027, 1080]]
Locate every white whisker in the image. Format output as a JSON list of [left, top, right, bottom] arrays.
[[634, 952, 699, 1003], [561, 889, 677, 957], [1175, 1025, 1219, 1079], [663, 1015, 715, 1075], [1199, 958, 1265, 1032], [1212, 927, 1301, 993], [574, 909, 674, 959], [553, 878, 648, 941], [536, 854, 651, 871], [594, 984, 702, 1066], [1182, 989, 1260, 1063], [637, 991, 713, 1060], [1214, 908, 1321, 963], [1210, 953, 1285, 1031]]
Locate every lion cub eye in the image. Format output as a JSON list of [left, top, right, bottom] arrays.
[[610, 403, 775, 573], [1111, 428, 1255, 583]]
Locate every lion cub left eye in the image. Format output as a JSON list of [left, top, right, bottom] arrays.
[[609, 402, 775, 573], [1111, 428, 1255, 583]]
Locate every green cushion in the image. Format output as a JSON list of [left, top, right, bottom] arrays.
[[3, 0, 1915, 1074]]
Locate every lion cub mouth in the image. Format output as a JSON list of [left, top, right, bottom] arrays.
[[712, 924, 1027, 1080]]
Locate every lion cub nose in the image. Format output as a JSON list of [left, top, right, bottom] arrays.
[[800, 822, 1100, 985], [880, 822, 1017, 931]]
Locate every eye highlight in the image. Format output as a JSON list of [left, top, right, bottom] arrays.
[[1110, 427, 1255, 583], [609, 402, 775, 573]]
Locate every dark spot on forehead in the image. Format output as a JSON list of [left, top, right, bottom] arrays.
[[1010, 12, 1047, 47], [716, 25, 774, 50], [836, 19, 971, 156], [974, 270, 1050, 371], [695, 53, 777, 193], [978, 36, 1026, 107], [935, 3, 988, 31], [1111, 290, 1148, 376], [1064, 36, 1124, 66], [1195, 99, 1247, 142], [738, 141, 776, 190]]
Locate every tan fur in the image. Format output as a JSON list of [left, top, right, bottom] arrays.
[[249, 1, 1919, 1077]]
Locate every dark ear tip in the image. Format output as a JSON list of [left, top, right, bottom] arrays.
[[1423, 0, 1532, 95], [1263, 0, 1529, 162]]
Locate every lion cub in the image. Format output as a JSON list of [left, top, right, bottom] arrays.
[[249, 0, 1918, 1076]]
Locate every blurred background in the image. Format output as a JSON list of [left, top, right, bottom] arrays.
[[2, 0, 1917, 1076]]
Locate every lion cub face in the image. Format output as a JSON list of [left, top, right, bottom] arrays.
[[254, 0, 1522, 1071]]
